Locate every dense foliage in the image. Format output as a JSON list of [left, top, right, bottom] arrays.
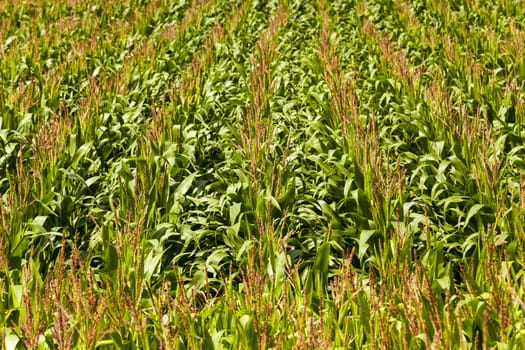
[[1, 0, 525, 348]]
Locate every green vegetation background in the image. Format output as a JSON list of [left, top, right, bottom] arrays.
[[1, 0, 525, 348]]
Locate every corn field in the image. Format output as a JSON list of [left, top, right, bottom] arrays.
[[1, 0, 525, 348]]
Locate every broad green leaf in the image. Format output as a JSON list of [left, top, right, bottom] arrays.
[[358, 230, 376, 260], [4, 330, 19, 350], [229, 202, 242, 225], [463, 204, 485, 229]]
